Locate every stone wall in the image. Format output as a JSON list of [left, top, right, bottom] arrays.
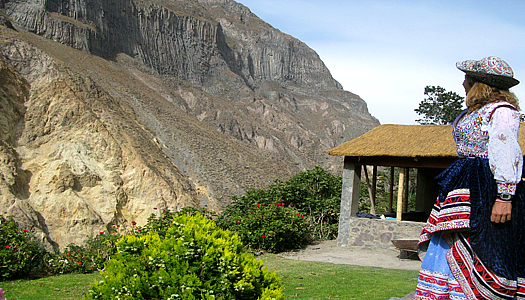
[[337, 217, 424, 250]]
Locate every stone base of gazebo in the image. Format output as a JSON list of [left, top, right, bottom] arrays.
[[337, 217, 423, 250]]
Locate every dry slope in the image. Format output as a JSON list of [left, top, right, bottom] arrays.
[[0, 0, 379, 249]]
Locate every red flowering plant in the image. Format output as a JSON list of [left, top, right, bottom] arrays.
[[267, 167, 342, 240], [43, 230, 121, 275], [217, 167, 342, 251], [44, 244, 93, 274], [221, 200, 312, 253], [0, 216, 46, 280], [43, 207, 218, 276], [83, 230, 121, 269]]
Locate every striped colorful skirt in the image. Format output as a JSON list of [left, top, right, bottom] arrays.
[[416, 157, 525, 300]]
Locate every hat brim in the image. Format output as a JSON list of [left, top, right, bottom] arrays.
[[462, 70, 520, 90], [457, 60, 520, 89]]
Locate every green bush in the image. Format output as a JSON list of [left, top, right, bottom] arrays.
[[44, 244, 95, 274], [85, 213, 284, 300], [138, 206, 216, 238], [43, 232, 121, 275], [224, 201, 311, 253], [0, 216, 46, 280], [84, 231, 121, 268], [270, 167, 342, 220], [217, 167, 342, 249]]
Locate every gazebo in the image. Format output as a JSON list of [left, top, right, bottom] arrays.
[[328, 124, 525, 249]]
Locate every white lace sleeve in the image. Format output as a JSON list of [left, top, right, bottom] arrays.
[[488, 106, 523, 195]]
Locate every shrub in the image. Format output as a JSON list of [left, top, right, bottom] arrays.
[[84, 231, 121, 269], [44, 244, 95, 274], [217, 167, 342, 248], [85, 213, 283, 300], [133, 206, 217, 241], [137, 206, 216, 238], [43, 232, 121, 275], [270, 166, 342, 221], [222, 201, 311, 253], [0, 216, 46, 280]]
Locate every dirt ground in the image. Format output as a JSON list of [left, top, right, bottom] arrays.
[[278, 239, 422, 271]]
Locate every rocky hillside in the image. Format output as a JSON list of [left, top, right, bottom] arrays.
[[0, 0, 379, 249]]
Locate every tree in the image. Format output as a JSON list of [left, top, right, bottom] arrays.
[[415, 86, 464, 125]]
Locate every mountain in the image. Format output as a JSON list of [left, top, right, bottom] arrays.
[[0, 0, 379, 249]]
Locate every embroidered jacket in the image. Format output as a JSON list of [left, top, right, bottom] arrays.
[[453, 101, 523, 194]]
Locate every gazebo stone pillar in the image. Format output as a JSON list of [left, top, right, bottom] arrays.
[[337, 157, 361, 247]]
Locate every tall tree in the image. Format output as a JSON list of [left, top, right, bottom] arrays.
[[415, 86, 464, 125]]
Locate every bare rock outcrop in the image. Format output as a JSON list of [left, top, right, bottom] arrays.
[[0, 0, 380, 248], [0, 38, 201, 248]]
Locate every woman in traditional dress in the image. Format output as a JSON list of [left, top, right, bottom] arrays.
[[415, 56, 525, 300]]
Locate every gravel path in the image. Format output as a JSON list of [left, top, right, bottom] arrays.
[[278, 239, 422, 271]]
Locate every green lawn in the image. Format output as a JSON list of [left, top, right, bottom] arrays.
[[262, 254, 418, 299], [1, 254, 418, 300], [1, 273, 101, 300]]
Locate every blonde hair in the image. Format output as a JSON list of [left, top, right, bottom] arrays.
[[466, 76, 520, 111]]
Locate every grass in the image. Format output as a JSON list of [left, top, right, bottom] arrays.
[[1, 273, 101, 300], [262, 254, 418, 299], [0, 255, 418, 300]]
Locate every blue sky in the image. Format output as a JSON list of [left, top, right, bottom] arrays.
[[236, 0, 525, 124]]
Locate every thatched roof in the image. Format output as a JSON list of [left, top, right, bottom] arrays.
[[328, 123, 525, 158], [328, 124, 456, 158]]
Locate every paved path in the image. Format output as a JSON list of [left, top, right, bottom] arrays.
[[278, 239, 422, 271]]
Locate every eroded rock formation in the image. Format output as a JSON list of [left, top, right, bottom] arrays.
[[0, 0, 379, 248]]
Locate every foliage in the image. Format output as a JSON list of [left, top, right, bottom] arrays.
[[138, 206, 216, 238], [220, 201, 311, 253], [43, 244, 93, 275], [84, 231, 121, 267], [270, 167, 342, 223], [415, 85, 464, 125], [0, 216, 46, 280], [358, 168, 417, 215], [43, 232, 120, 275], [85, 213, 284, 300], [217, 167, 342, 249], [41, 207, 216, 276]]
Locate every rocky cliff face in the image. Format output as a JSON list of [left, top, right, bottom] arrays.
[[0, 0, 379, 249]]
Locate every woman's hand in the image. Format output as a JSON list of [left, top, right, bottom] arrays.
[[491, 202, 512, 223]]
